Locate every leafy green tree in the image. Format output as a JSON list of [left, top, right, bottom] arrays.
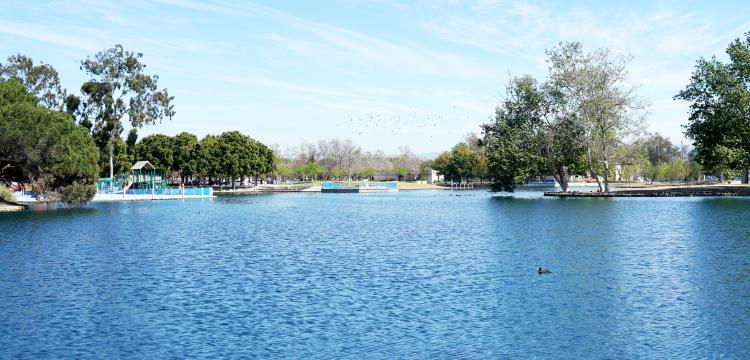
[[274, 160, 293, 180], [198, 135, 223, 183], [0, 79, 99, 205], [296, 162, 322, 181], [615, 140, 649, 182], [173, 132, 199, 183], [251, 140, 275, 185], [359, 166, 375, 180], [0, 54, 66, 110], [483, 74, 587, 192], [219, 131, 253, 188], [431, 151, 454, 182], [643, 133, 679, 166], [125, 128, 138, 163], [112, 136, 132, 176], [78, 45, 174, 181], [136, 134, 174, 177], [396, 166, 409, 179], [675, 32, 750, 182], [667, 159, 687, 182], [687, 160, 703, 180], [450, 143, 481, 184], [475, 152, 489, 182], [546, 42, 646, 192]]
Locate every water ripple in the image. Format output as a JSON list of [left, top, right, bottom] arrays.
[[0, 192, 748, 358]]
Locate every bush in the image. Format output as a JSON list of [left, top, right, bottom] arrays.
[[56, 182, 97, 206], [0, 184, 16, 203]]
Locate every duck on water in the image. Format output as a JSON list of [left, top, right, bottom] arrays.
[[538, 267, 551, 274]]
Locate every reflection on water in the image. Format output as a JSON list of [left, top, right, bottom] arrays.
[[1, 191, 748, 358]]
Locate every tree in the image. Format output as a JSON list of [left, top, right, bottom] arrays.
[[296, 162, 322, 181], [0, 54, 66, 110], [396, 166, 409, 180], [274, 160, 293, 180], [615, 140, 649, 182], [394, 146, 420, 173], [136, 134, 175, 178], [546, 42, 646, 192], [358, 166, 375, 179], [317, 139, 360, 179], [251, 139, 275, 185], [197, 135, 223, 183], [675, 32, 750, 182], [173, 132, 198, 183], [450, 143, 481, 184], [483, 74, 587, 192], [125, 128, 139, 163], [78, 45, 174, 181], [643, 133, 679, 166], [431, 151, 454, 182], [218, 131, 252, 188], [0, 79, 99, 205]]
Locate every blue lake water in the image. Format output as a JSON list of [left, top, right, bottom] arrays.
[[1, 190, 749, 358]]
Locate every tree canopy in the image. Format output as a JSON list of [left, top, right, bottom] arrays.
[[0, 54, 66, 110], [675, 31, 750, 181], [0, 79, 99, 205], [430, 142, 487, 184], [78, 45, 175, 180], [483, 42, 645, 192], [483, 73, 587, 192]]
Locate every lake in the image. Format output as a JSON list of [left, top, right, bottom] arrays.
[[1, 190, 748, 358]]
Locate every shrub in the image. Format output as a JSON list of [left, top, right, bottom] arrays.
[[0, 184, 16, 203]]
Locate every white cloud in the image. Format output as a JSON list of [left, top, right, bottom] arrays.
[[0, 20, 103, 51]]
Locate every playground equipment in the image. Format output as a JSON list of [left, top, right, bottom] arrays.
[[96, 161, 167, 194]]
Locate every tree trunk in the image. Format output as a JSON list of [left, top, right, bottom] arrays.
[[555, 166, 569, 193], [603, 160, 610, 193], [108, 140, 114, 191], [590, 169, 604, 192], [743, 168, 749, 184], [108, 141, 114, 179]]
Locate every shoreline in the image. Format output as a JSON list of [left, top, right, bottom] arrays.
[[0, 199, 28, 211], [545, 184, 750, 197]]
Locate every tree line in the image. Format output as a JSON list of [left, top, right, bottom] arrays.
[[272, 140, 424, 181], [111, 130, 274, 188], [0, 46, 275, 203], [426, 134, 488, 184]]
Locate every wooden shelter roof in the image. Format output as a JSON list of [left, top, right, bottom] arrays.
[[131, 161, 155, 170]]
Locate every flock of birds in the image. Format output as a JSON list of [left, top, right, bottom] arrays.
[[339, 109, 475, 139]]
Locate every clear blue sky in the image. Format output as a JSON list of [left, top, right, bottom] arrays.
[[1, 0, 748, 154]]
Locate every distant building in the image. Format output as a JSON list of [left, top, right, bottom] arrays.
[[372, 170, 418, 182], [422, 168, 443, 184], [371, 167, 444, 183]]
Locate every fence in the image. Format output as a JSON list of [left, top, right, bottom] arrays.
[[123, 187, 212, 196]]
